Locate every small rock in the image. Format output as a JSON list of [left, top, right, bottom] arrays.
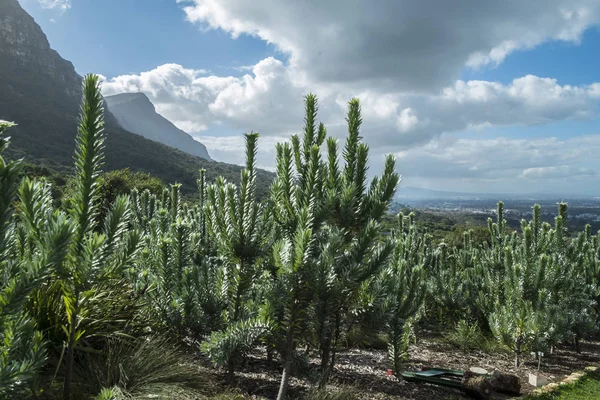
[[489, 370, 521, 395], [469, 367, 489, 375]]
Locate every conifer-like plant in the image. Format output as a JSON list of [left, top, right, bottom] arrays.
[[272, 95, 325, 400], [486, 203, 596, 368], [0, 121, 72, 397], [314, 98, 399, 386], [272, 94, 400, 397], [201, 132, 269, 379], [52, 75, 141, 399], [383, 213, 427, 376]]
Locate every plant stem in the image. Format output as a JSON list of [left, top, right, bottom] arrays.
[[276, 322, 295, 400], [63, 296, 78, 400]]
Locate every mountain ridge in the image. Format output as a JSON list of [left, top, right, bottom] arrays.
[[105, 92, 211, 160]]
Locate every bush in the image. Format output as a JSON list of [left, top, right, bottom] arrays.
[[446, 319, 487, 352], [344, 329, 388, 350]]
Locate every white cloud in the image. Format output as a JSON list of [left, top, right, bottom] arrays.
[[393, 135, 600, 195], [37, 0, 71, 12], [100, 1, 600, 195], [520, 166, 597, 180], [101, 59, 307, 136], [102, 60, 600, 149], [395, 135, 600, 179], [180, 0, 600, 92], [100, 58, 600, 195]]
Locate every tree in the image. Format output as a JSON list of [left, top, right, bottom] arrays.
[[486, 203, 599, 367], [201, 133, 270, 379], [383, 213, 428, 376], [313, 98, 399, 386], [52, 75, 142, 399], [271, 95, 326, 400], [270, 94, 400, 397]]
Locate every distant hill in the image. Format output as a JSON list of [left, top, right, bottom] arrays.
[[0, 0, 273, 196], [105, 93, 211, 160], [397, 186, 597, 201], [397, 187, 495, 200]]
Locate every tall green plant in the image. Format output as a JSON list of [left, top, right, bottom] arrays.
[[201, 133, 269, 379], [486, 203, 598, 367], [272, 144, 320, 400], [47, 75, 142, 399], [271, 95, 327, 400], [0, 124, 44, 396], [314, 98, 399, 385], [129, 172, 228, 339], [0, 122, 73, 397], [384, 213, 427, 376]]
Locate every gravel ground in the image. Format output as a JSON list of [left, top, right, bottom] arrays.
[[202, 337, 600, 399]]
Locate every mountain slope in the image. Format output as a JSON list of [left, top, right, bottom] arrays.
[[0, 0, 273, 196], [105, 93, 211, 160]]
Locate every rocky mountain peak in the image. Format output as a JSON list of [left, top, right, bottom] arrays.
[[105, 93, 212, 160], [0, 0, 81, 96], [105, 92, 156, 110]]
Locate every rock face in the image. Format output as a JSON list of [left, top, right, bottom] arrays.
[[0, 0, 81, 99], [105, 93, 211, 160], [0, 0, 275, 195]]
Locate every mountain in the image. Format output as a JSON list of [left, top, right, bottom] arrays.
[[0, 0, 273, 196], [105, 93, 211, 160]]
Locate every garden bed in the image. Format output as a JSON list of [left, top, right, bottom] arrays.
[[202, 337, 600, 399]]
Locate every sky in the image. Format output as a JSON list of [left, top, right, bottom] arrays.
[[19, 0, 600, 196]]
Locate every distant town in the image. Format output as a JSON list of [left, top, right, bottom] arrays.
[[393, 187, 600, 231]]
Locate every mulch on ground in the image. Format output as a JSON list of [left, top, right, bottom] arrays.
[[201, 337, 600, 399]]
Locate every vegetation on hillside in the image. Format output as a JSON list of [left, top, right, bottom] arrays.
[[1, 75, 599, 399], [0, 54, 274, 198]]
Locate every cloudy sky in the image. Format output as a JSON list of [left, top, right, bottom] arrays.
[[21, 0, 600, 196]]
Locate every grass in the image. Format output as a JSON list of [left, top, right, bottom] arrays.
[[57, 335, 218, 400], [523, 368, 600, 399]]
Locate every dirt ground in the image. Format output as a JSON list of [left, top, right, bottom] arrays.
[[203, 337, 600, 400]]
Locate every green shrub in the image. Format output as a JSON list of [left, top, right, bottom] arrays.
[[446, 319, 486, 352], [344, 328, 388, 350]]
